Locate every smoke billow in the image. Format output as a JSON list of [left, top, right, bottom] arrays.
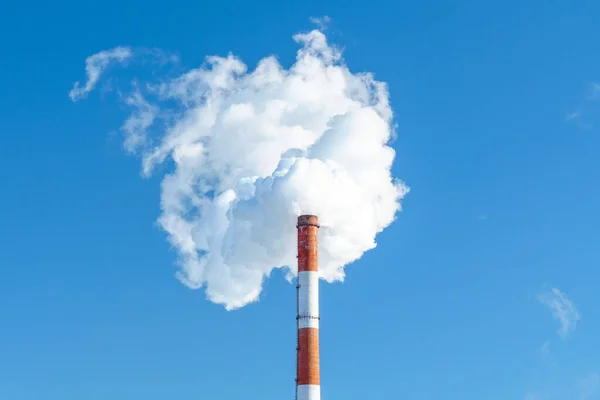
[[70, 29, 409, 310]]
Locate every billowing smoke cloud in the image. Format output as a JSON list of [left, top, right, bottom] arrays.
[[70, 29, 409, 310]]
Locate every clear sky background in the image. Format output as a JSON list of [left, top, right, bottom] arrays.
[[1, 1, 600, 399]]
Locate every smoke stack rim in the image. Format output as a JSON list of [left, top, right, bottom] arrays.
[[297, 215, 319, 228]]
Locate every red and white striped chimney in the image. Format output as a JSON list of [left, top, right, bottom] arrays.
[[296, 215, 321, 400]]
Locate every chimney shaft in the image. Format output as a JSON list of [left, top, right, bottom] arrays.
[[296, 215, 321, 400]]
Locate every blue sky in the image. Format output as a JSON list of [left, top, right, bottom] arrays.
[[1, 1, 600, 399]]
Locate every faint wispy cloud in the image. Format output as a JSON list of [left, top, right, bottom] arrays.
[[565, 81, 600, 129], [579, 372, 600, 400], [538, 288, 580, 339], [566, 110, 582, 121], [538, 339, 559, 369], [525, 291, 589, 400], [477, 213, 488, 221], [586, 82, 600, 100], [565, 110, 592, 130], [309, 15, 332, 31], [524, 393, 541, 400], [540, 340, 551, 357], [524, 373, 599, 400], [69, 47, 133, 101], [121, 90, 158, 154]]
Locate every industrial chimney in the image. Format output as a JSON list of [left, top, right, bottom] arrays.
[[296, 215, 321, 400]]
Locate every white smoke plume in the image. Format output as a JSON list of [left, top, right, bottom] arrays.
[[70, 29, 409, 310]]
